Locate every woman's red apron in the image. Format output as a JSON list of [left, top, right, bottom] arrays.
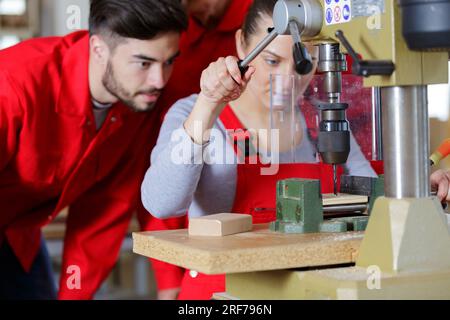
[[177, 105, 383, 300]]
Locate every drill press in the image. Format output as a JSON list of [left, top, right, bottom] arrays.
[[238, 1, 359, 196], [315, 42, 349, 195], [235, 0, 450, 298]]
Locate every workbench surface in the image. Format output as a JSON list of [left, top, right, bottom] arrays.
[[133, 224, 363, 274]]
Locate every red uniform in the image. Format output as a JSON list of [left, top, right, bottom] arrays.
[[137, 0, 254, 292], [0, 31, 162, 299]]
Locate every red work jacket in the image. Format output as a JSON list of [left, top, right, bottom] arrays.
[[137, 0, 254, 291], [0, 31, 161, 299]]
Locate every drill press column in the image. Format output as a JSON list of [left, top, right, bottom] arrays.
[[381, 86, 430, 198]]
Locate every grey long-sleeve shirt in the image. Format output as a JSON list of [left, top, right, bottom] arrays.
[[141, 94, 376, 219]]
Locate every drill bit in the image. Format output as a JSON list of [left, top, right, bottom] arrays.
[[333, 164, 338, 196]]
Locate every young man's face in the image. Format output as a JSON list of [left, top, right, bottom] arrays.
[[102, 32, 180, 112]]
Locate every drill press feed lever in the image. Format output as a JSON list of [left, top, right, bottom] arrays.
[[289, 21, 313, 75], [238, 0, 322, 75], [239, 1, 354, 196]]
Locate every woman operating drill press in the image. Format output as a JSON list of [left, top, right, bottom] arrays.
[[141, 0, 450, 299]]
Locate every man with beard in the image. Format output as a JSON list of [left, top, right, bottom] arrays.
[[0, 0, 187, 299]]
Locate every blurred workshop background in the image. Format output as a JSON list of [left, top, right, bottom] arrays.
[[0, 0, 449, 300]]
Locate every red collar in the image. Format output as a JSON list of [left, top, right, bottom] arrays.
[[217, 0, 252, 32], [184, 0, 253, 45]]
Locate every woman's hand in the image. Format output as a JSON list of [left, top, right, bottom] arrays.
[[199, 56, 255, 109], [185, 56, 255, 145], [431, 169, 450, 202]]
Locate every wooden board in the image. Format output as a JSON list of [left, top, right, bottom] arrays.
[[133, 224, 363, 275], [322, 193, 368, 206]]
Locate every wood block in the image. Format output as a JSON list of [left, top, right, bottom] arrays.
[[322, 193, 368, 206], [188, 213, 252, 237]]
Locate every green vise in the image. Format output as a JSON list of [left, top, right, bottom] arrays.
[[269, 178, 376, 234], [340, 175, 385, 214], [270, 179, 323, 233]]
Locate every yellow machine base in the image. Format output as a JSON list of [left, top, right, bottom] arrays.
[[226, 197, 450, 300], [226, 266, 450, 300]]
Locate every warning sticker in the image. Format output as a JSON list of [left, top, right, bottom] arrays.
[[324, 0, 352, 25]]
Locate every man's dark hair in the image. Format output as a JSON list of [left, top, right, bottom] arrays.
[[89, 0, 188, 45]]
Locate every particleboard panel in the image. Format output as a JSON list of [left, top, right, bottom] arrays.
[[133, 224, 363, 275], [322, 194, 368, 206]]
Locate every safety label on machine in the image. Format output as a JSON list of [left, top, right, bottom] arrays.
[[324, 0, 352, 25]]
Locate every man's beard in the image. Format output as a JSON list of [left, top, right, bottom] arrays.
[[102, 61, 161, 113]]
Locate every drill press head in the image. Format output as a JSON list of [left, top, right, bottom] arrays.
[[317, 103, 350, 164], [315, 43, 350, 165]]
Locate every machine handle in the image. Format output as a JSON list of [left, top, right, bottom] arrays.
[[292, 42, 313, 75], [238, 28, 279, 75], [289, 21, 313, 75], [335, 30, 395, 77], [430, 138, 450, 166], [238, 60, 249, 76]]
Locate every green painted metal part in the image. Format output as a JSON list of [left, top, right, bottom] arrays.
[[327, 216, 369, 232], [270, 178, 374, 234], [319, 220, 347, 233], [270, 179, 323, 233], [339, 175, 385, 215], [368, 175, 384, 214]]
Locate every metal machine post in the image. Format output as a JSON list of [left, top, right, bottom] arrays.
[[381, 86, 430, 198], [372, 87, 383, 160]]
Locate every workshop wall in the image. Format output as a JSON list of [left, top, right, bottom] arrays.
[[40, 0, 89, 36], [430, 63, 450, 171]]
